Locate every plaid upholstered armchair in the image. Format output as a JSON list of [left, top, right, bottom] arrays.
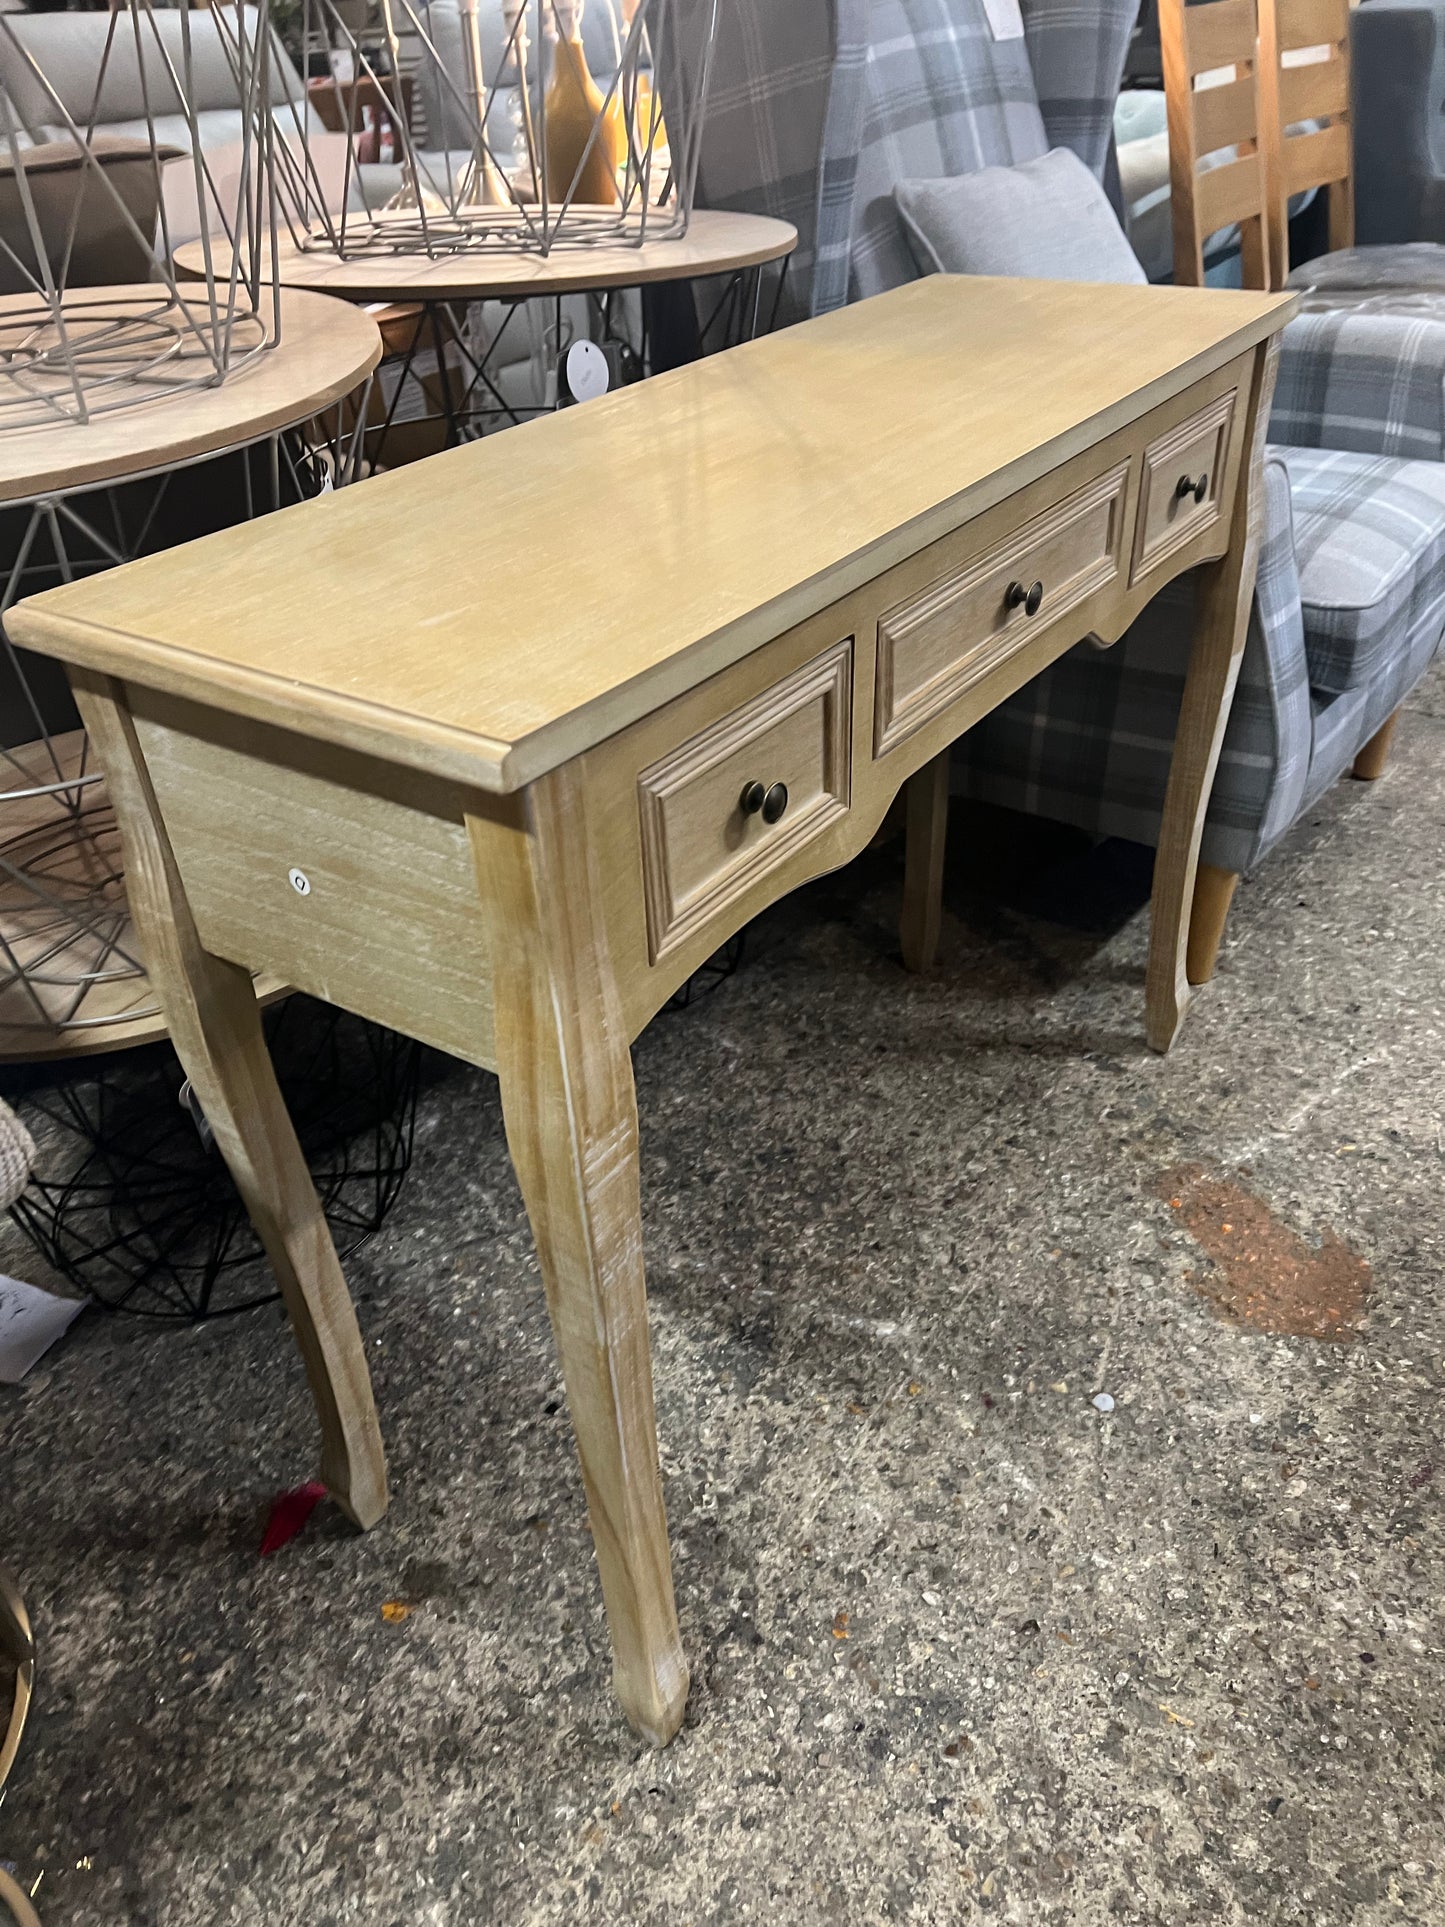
[[688, 0, 1445, 979]]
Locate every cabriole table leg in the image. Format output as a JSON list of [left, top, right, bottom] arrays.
[[69, 670, 389, 1530], [469, 768, 688, 1748], [1145, 336, 1282, 1054]]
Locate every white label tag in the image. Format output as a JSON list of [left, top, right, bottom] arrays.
[[981, 0, 1025, 39], [0, 1275, 83, 1384], [565, 339, 610, 404]]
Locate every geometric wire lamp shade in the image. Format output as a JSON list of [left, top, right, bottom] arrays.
[[271, 0, 719, 258], [0, 2, 284, 427]]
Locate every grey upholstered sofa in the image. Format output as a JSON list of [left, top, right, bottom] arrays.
[[0, 6, 317, 156], [688, 0, 1445, 981]]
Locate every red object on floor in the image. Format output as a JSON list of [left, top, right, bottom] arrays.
[[259, 1481, 327, 1557]]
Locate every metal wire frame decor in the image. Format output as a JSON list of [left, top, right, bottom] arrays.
[[0, 409, 370, 1056], [6, 995, 421, 1319], [0, 1, 284, 428], [268, 0, 718, 259]]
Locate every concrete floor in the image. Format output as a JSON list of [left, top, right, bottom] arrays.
[[1, 672, 1443, 1927]]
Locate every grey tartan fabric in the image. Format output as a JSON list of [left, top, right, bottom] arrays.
[[0, 1097, 33, 1212], [1022, 0, 1137, 178], [814, 0, 1047, 311], [1308, 605, 1441, 798], [682, 0, 1445, 877], [675, 0, 834, 326], [1282, 445, 1445, 696], [1272, 309, 1445, 463], [959, 443, 1445, 871], [681, 0, 1132, 318]]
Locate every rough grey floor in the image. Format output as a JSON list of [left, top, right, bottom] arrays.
[[2, 674, 1443, 1927]]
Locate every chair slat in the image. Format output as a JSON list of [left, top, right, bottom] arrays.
[[1195, 152, 1265, 235], [1274, 0, 1349, 54], [1281, 119, 1351, 194], [1184, 0, 1258, 74], [1193, 73, 1259, 156], [1279, 53, 1348, 125]]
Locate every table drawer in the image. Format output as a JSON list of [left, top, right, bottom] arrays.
[[875, 461, 1130, 756], [638, 639, 852, 962], [1131, 388, 1237, 583]]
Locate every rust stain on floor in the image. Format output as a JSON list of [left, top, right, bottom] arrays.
[[1155, 1162, 1371, 1341]]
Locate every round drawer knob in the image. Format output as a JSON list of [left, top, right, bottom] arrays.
[[1176, 471, 1209, 504], [739, 780, 766, 816], [1006, 578, 1045, 618], [761, 781, 789, 825]]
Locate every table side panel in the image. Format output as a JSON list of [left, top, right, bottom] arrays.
[[129, 691, 498, 1071]]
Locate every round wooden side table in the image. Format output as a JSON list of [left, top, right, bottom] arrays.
[[0, 287, 381, 1063], [174, 209, 798, 459]]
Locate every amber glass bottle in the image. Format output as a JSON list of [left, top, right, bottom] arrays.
[[543, 4, 623, 207]]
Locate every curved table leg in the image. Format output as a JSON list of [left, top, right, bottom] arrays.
[[470, 769, 688, 1747], [1146, 336, 1281, 1054], [69, 671, 388, 1530]]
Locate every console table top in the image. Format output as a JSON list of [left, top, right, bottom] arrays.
[[12, 275, 1292, 793]]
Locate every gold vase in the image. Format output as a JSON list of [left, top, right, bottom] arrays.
[[544, 29, 623, 207]]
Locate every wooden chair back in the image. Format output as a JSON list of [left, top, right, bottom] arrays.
[[1257, 0, 1354, 287], [1159, 0, 1271, 288]]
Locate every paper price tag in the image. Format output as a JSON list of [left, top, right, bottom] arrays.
[[981, 0, 1025, 39], [565, 339, 611, 404]]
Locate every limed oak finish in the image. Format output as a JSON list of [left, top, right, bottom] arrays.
[[10, 276, 1294, 1744]]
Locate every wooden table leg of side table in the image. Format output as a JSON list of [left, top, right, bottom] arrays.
[[1144, 336, 1281, 1055], [69, 671, 389, 1531], [469, 770, 689, 1749]]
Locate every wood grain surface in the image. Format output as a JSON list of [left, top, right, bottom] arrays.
[[10, 276, 1292, 793]]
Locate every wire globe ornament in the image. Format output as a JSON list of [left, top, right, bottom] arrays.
[[268, 0, 720, 260], [0, 2, 287, 429]]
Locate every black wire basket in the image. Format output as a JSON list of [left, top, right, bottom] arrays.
[[4, 995, 420, 1319]]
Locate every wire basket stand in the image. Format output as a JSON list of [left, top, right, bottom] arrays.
[[270, 0, 718, 260]]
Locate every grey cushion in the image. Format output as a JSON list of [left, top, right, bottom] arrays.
[[0, 136, 178, 295], [893, 146, 1146, 283], [1281, 443, 1445, 697]]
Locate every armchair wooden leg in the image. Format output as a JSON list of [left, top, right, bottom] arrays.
[[900, 750, 950, 973], [1352, 708, 1401, 781], [1186, 863, 1239, 986]]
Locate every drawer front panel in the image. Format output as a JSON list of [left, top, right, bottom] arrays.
[[875, 461, 1129, 757], [1132, 389, 1237, 583], [639, 639, 852, 962]]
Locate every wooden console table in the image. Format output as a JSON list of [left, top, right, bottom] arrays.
[[10, 275, 1294, 1745]]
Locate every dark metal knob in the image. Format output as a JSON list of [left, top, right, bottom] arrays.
[[1176, 472, 1209, 504], [761, 781, 789, 824], [1006, 579, 1044, 618], [739, 780, 766, 816]]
